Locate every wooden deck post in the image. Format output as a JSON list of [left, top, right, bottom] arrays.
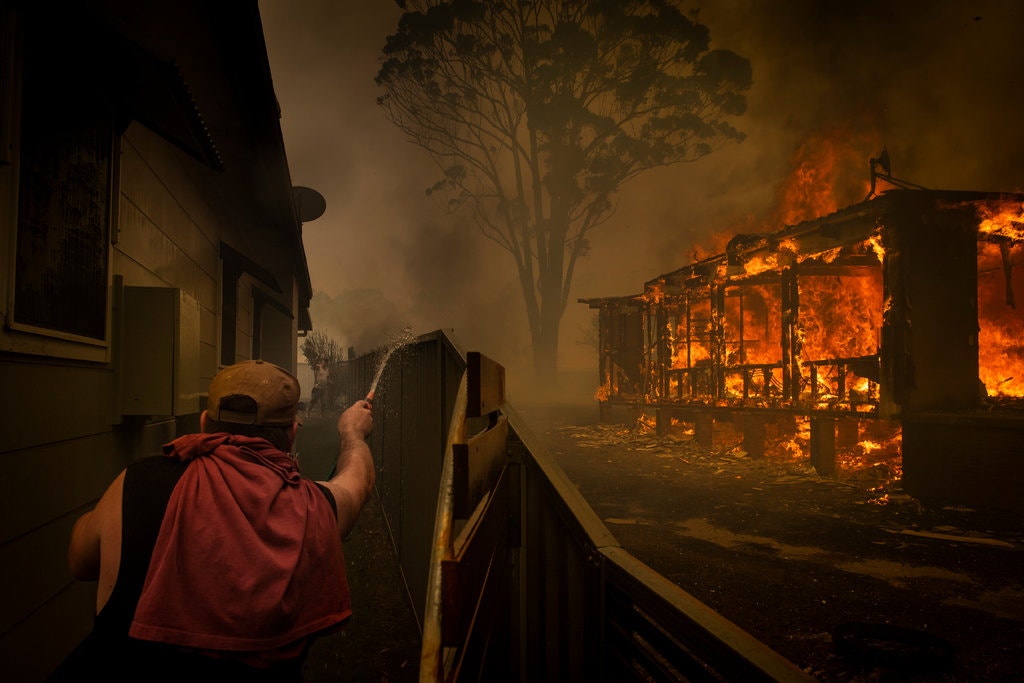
[[837, 418, 860, 449], [809, 417, 836, 476], [656, 408, 670, 436], [741, 414, 765, 458], [695, 412, 714, 450]]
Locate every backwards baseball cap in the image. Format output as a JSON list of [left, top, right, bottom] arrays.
[[206, 360, 301, 426]]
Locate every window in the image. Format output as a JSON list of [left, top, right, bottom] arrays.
[[253, 287, 294, 368], [8, 13, 115, 350], [14, 118, 114, 341], [220, 242, 283, 365]]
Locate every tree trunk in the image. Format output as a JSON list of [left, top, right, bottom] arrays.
[[532, 274, 564, 387], [532, 207, 570, 387], [532, 315, 560, 387]]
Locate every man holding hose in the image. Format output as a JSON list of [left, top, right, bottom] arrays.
[[50, 360, 375, 681]]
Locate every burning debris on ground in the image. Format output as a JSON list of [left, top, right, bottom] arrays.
[[553, 411, 1023, 539], [562, 414, 904, 509]]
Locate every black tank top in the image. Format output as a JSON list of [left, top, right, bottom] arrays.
[[48, 456, 337, 682]]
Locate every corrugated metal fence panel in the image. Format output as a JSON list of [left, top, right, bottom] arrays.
[[345, 331, 466, 629], [375, 344, 404, 586], [510, 421, 617, 683], [399, 334, 455, 626]]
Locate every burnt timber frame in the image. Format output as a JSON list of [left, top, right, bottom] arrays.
[[581, 190, 1024, 513]]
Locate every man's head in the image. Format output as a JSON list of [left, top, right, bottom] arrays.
[[202, 360, 301, 451]]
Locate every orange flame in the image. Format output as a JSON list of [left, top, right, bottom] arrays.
[[770, 126, 876, 227], [977, 198, 1024, 241], [799, 270, 883, 360], [978, 240, 1024, 397], [643, 281, 665, 304]]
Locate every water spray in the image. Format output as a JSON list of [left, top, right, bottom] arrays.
[[365, 326, 414, 401]]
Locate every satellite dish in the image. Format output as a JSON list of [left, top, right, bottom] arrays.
[[292, 186, 327, 222]]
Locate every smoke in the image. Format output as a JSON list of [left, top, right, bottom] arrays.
[[308, 289, 403, 357], [399, 215, 532, 365], [577, 0, 1024, 291], [692, 0, 1024, 195], [305, 208, 532, 367], [260, 0, 1024, 386]]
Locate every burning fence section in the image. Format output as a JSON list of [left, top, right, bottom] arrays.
[[582, 190, 1024, 511]]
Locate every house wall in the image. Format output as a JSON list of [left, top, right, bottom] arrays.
[[0, 110, 300, 681], [117, 124, 223, 385], [236, 271, 257, 363]]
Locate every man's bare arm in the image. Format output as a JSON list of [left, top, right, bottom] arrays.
[[318, 399, 375, 538], [68, 471, 124, 581]]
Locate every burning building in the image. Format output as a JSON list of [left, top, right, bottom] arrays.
[[581, 189, 1024, 513]]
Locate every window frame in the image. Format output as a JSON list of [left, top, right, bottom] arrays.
[[0, 8, 118, 363], [5, 129, 119, 354]]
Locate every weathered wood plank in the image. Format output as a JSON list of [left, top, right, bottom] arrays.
[[466, 352, 505, 418], [452, 415, 508, 519], [419, 368, 468, 681], [441, 465, 510, 647]]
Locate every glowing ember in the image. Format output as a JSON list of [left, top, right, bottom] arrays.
[[836, 425, 903, 483]]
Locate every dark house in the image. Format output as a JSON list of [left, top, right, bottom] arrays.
[[0, 2, 318, 679]]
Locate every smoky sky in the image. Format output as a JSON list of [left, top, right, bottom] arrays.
[[258, 0, 1024, 385]]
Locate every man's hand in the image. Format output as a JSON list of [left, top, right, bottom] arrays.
[[337, 398, 373, 443]]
